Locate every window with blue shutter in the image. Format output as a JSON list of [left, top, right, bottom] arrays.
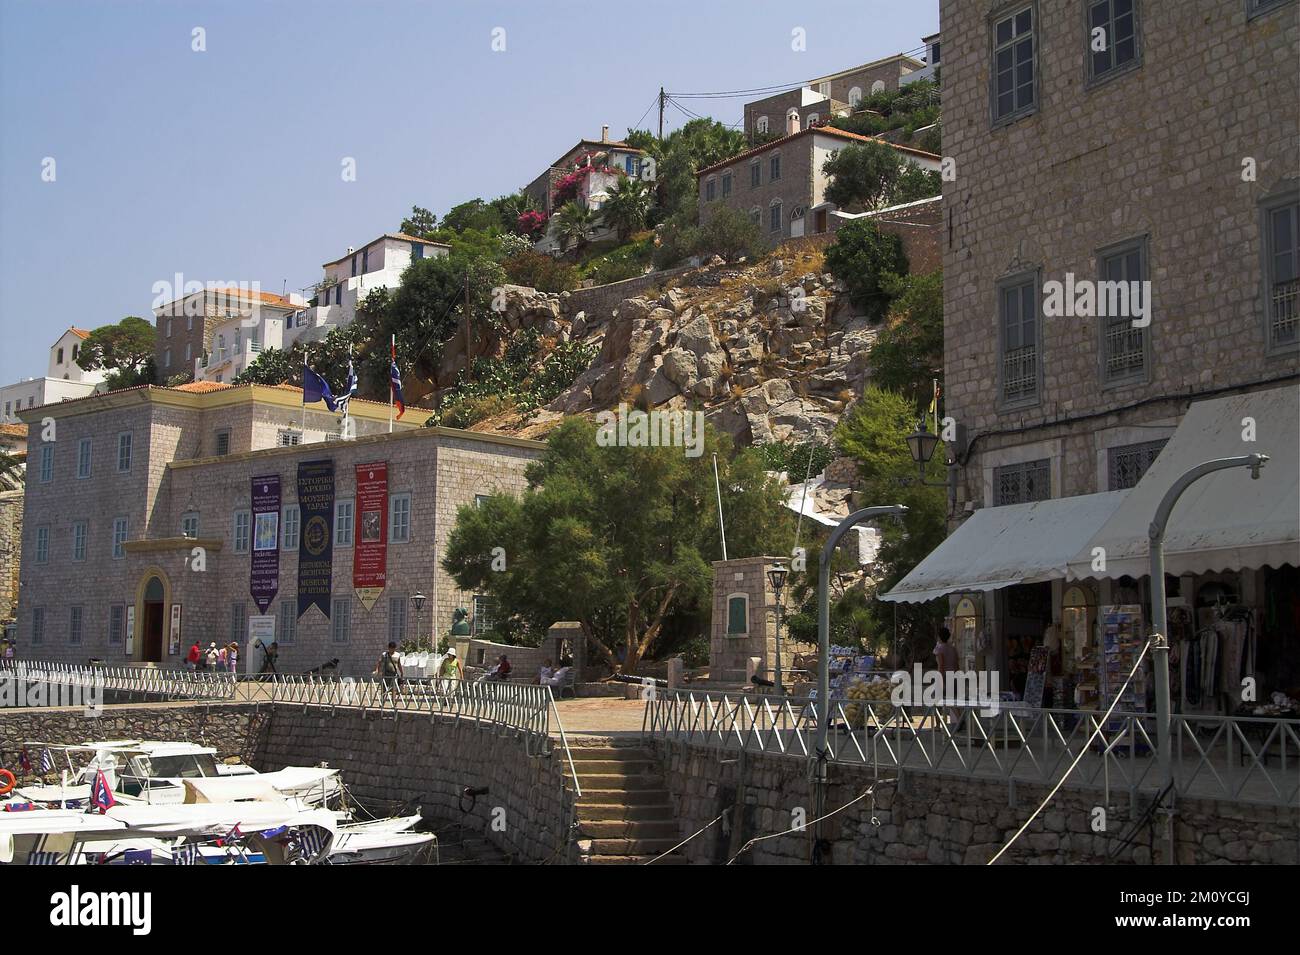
[[412, 242, 423, 260]]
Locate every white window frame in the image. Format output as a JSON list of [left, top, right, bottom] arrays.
[[72, 520, 87, 562], [112, 516, 128, 559], [77, 437, 92, 479], [331, 596, 352, 643], [334, 499, 354, 547], [282, 504, 300, 550], [233, 510, 251, 554], [756, 115, 769, 134], [390, 493, 412, 543], [35, 525, 50, 564]]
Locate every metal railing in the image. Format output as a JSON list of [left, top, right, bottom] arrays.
[[1, 660, 563, 755], [644, 688, 1300, 807]]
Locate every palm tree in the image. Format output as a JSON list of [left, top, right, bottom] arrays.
[[601, 177, 651, 241], [554, 201, 600, 255]]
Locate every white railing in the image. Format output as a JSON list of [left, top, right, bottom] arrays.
[[643, 689, 1300, 807]]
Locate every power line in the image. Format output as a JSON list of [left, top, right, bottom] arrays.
[[667, 46, 931, 100]]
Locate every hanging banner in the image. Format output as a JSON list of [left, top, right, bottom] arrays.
[[251, 474, 281, 613], [168, 604, 182, 656], [297, 460, 335, 620], [353, 461, 389, 611]]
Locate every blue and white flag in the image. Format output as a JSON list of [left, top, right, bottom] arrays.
[[302, 365, 338, 412], [40, 749, 52, 773], [173, 842, 199, 866], [29, 851, 61, 865], [336, 359, 358, 416], [298, 826, 328, 861]]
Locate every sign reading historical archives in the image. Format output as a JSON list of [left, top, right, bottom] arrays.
[[297, 460, 335, 619], [353, 462, 389, 610], [251, 474, 281, 613]]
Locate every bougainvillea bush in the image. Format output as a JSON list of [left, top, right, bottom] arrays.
[[516, 209, 548, 240]]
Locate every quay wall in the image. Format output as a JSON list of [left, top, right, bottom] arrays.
[[648, 739, 1300, 866], [1, 701, 575, 864]]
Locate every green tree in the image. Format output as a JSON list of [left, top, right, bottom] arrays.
[[503, 250, 579, 293], [600, 177, 652, 241], [694, 205, 768, 263], [77, 317, 157, 387], [400, 205, 438, 238], [823, 221, 909, 320], [834, 387, 948, 661], [439, 198, 500, 234], [442, 416, 789, 672], [867, 271, 943, 405], [554, 201, 600, 254], [655, 118, 748, 222], [823, 141, 938, 211], [487, 190, 540, 233]]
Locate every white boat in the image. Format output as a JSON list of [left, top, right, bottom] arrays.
[[0, 802, 338, 865]]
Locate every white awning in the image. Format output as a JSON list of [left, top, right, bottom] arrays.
[[880, 491, 1129, 603], [1066, 385, 1300, 580]]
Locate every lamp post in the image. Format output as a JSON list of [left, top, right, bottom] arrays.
[[411, 592, 426, 651], [905, 418, 959, 515], [767, 562, 789, 694], [1147, 453, 1266, 864], [812, 504, 907, 863]]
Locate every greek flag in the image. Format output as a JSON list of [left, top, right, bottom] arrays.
[[29, 851, 61, 865], [40, 749, 53, 773], [336, 359, 358, 416], [173, 842, 200, 866], [297, 826, 328, 861]]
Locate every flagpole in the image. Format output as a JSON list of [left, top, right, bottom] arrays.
[[344, 345, 352, 440], [302, 347, 309, 440], [389, 334, 395, 434], [933, 377, 938, 434]]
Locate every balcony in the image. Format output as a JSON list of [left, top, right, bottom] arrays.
[[1271, 278, 1298, 348]]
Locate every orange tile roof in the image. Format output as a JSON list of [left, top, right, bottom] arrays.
[[69, 328, 92, 340], [695, 125, 939, 176], [172, 381, 232, 393], [0, 423, 28, 438]]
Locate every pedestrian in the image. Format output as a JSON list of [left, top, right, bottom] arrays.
[[1, 639, 12, 661], [226, 642, 239, 674], [217, 643, 228, 670], [438, 646, 462, 693], [538, 658, 554, 683], [934, 627, 959, 727], [203, 642, 220, 670], [485, 654, 511, 682], [259, 641, 279, 676], [375, 641, 403, 702], [186, 641, 201, 672]]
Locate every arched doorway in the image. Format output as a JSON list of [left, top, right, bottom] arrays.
[[141, 576, 165, 663]]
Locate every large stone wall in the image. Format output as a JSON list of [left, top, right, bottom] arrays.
[[256, 706, 576, 864], [0, 489, 21, 626], [650, 739, 1299, 865], [562, 266, 693, 326]]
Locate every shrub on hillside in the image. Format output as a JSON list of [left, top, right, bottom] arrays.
[[693, 205, 768, 263], [503, 250, 579, 293], [823, 221, 909, 320]]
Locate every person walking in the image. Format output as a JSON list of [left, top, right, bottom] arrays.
[[226, 642, 239, 674], [259, 641, 279, 676], [934, 627, 960, 728], [376, 641, 403, 703], [186, 641, 201, 672], [438, 646, 462, 694], [203, 642, 220, 671]]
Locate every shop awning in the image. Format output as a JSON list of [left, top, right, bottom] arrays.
[[879, 491, 1129, 603], [1066, 385, 1300, 580]]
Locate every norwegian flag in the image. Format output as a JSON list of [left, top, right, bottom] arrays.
[[216, 823, 243, 847], [90, 769, 116, 813], [18, 746, 31, 774], [389, 339, 405, 419]]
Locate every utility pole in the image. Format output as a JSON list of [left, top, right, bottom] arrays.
[[658, 86, 665, 140], [464, 270, 472, 383]]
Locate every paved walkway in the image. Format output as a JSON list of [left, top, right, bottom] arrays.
[[552, 698, 647, 739]]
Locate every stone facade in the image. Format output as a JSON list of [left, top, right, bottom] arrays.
[[0, 489, 23, 628], [742, 88, 845, 141], [13, 384, 542, 674], [808, 54, 926, 108], [698, 128, 941, 241], [710, 556, 781, 683], [940, 0, 1300, 512], [651, 739, 1299, 865]]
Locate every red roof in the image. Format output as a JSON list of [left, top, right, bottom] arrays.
[[172, 381, 232, 393], [69, 328, 92, 340], [0, 423, 27, 438], [695, 125, 939, 177]]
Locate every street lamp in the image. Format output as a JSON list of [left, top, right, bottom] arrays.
[[411, 592, 426, 651], [767, 562, 789, 693]]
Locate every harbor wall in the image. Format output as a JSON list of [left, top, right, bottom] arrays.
[[648, 739, 1300, 865], [255, 706, 576, 864]]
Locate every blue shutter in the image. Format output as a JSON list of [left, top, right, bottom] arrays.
[[362, 248, 369, 272], [412, 242, 423, 261]]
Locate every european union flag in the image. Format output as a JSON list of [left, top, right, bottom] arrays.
[[302, 365, 339, 412]]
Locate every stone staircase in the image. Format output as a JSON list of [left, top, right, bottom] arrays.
[[565, 741, 687, 865]]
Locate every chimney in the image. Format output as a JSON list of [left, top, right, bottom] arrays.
[[786, 110, 800, 135], [601, 124, 609, 143]]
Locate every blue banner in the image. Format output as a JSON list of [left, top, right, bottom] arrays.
[[296, 460, 335, 620]]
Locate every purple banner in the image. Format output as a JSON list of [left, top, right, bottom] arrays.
[[250, 474, 281, 613]]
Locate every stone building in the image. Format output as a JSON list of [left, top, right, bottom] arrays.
[[710, 556, 782, 683], [884, 0, 1299, 702], [154, 288, 301, 384], [697, 126, 940, 240], [14, 382, 543, 673], [0, 488, 21, 633]]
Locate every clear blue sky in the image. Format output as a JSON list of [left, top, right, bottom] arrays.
[[0, 0, 935, 383]]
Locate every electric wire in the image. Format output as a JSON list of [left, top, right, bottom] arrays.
[[725, 785, 880, 864], [986, 637, 1155, 865], [641, 810, 728, 864]]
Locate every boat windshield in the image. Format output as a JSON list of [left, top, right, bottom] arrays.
[[132, 753, 221, 779]]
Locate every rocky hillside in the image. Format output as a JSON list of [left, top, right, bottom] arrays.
[[466, 246, 878, 449]]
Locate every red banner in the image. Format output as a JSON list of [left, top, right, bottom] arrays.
[[353, 462, 388, 610]]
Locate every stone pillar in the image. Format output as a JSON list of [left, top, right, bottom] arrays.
[[710, 556, 781, 684]]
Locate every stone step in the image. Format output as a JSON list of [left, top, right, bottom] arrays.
[[575, 803, 675, 822], [578, 819, 679, 839], [568, 772, 667, 791], [583, 837, 682, 855], [582, 853, 689, 865], [578, 788, 672, 807], [562, 758, 657, 775], [567, 746, 656, 761]]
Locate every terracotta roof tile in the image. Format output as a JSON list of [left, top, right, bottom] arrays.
[[695, 125, 939, 177], [69, 328, 92, 340], [172, 381, 232, 393], [0, 423, 28, 437]]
